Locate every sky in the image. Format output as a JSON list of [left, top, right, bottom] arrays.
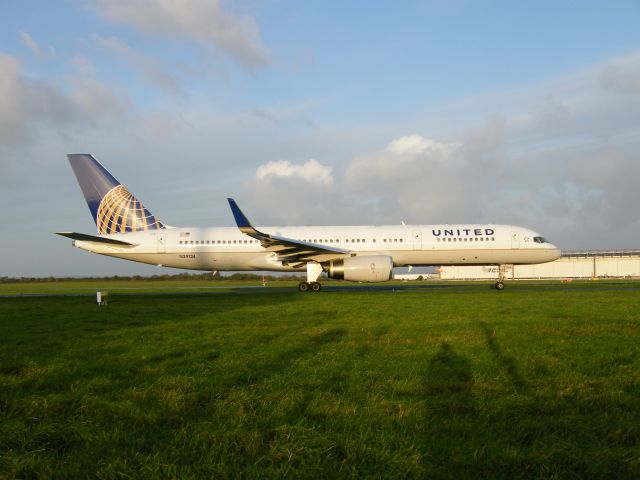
[[1, 0, 640, 277]]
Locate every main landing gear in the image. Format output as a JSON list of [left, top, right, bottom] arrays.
[[298, 281, 322, 292], [299, 262, 324, 293]]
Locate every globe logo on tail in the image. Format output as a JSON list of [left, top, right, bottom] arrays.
[[96, 185, 164, 234]]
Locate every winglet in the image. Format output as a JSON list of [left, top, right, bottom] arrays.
[[227, 198, 269, 241], [225, 198, 350, 258], [227, 198, 253, 230]]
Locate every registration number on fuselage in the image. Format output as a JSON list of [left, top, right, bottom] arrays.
[[179, 254, 196, 259]]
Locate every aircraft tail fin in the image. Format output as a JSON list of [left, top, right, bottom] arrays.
[[67, 154, 164, 235]]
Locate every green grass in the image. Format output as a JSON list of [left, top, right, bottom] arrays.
[[0, 279, 289, 295], [1, 283, 640, 478], [1, 278, 637, 295]]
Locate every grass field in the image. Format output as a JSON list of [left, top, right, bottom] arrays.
[[0, 279, 288, 296], [1, 281, 640, 478]]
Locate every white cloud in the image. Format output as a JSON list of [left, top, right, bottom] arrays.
[[387, 134, 455, 156], [18, 30, 55, 59], [344, 132, 490, 224], [92, 34, 182, 94], [70, 55, 97, 76], [0, 53, 24, 141], [346, 134, 463, 185], [256, 159, 333, 186], [599, 52, 640, 95], [93, 0, 271, 69], [0, 51, 130, 153], [241, 158, 338, 225], [19, 30, 42, 56]]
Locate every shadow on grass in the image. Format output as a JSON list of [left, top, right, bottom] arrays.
[[225, 327, 348, 393], [282, 325, 391, 427], [423, 342, 475, 416], [478, 320, 528, 394], [417, 342, 480, 474]]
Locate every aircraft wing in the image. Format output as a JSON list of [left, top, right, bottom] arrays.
[[227, 198, 350, 265], [56, 232, 137, 247]]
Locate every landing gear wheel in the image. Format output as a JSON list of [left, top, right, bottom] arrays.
[[298, 282, 310, 292], [495, 281, 505, 290], [311, 282, 322, 292]]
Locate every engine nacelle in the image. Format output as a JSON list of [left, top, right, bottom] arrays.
[[327, 255, 394, 283]]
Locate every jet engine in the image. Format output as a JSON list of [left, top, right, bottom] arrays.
[[327, 255, 394, 282]]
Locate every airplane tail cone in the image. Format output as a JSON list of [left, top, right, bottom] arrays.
[[67, 154, 164, 234]]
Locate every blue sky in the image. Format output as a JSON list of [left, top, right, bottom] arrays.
[[1, 0, 640, 276]]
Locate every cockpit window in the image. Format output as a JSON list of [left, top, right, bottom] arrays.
[[533, 236, 548, 244]]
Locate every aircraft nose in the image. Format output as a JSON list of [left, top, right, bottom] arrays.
[[549, 245, 562, 261]]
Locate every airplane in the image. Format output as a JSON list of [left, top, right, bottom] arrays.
[[57, 154, 561, 291]]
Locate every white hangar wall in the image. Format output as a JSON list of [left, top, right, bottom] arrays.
[[438, 251, 640, 280]]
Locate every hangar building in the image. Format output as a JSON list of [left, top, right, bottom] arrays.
[[437, 250, 640, 280]]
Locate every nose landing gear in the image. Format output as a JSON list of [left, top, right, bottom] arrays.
[[494, 264, 510, 290]]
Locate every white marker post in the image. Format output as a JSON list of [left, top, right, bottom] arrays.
[[96, 291, 108, 306]]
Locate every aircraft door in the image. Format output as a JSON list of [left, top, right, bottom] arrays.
[[412, 230, 422, 250], [156, 232, 166, 253], [510, 231, 521, 249]]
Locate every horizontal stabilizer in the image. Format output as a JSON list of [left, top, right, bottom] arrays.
[[56, 232, 136, 246]]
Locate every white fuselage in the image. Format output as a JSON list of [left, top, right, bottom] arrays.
[[73, 224, 561, 271]]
